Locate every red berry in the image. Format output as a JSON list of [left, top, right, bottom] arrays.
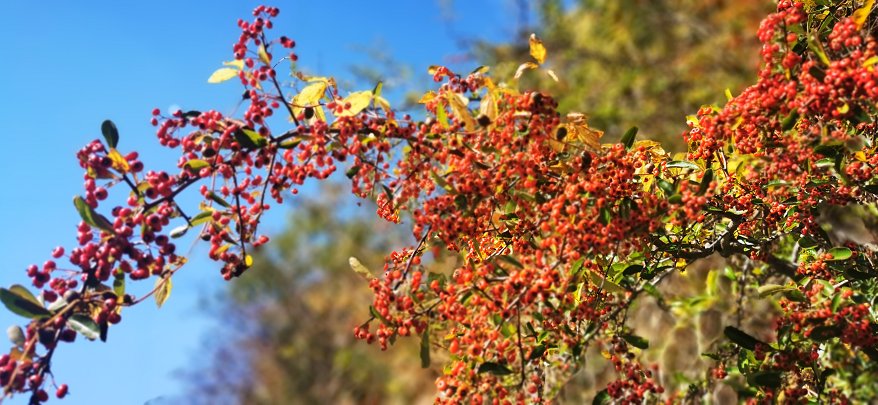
[[51, 246, 65, 258], [56, 384, 68, 398]]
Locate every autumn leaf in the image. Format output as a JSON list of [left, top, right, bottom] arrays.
[[207, 68, 239, 84], [556, 113, 603, 151], [349, 257, 375, 281], [478, 90, 497, 125], [336, 91, 372, 118], [446, 92, 477, 131], [224, 60, 244, 70], [529, 33, 547, 64], [107, 149, 129, 172], [257, 44, 271, 65], [418, 91, 437, 104], [154, 276, 172, 309], [292, 81, 327, 122], [514, 62, 539, 79], [853, 0, 875, 28]]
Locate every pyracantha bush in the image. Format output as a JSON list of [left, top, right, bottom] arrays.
[[2, 2, 878, 404]]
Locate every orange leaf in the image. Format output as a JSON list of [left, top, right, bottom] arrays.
[[853, 0, 875, 28]]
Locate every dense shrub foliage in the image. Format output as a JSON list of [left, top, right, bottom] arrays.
[[1, 2, 877, 403]]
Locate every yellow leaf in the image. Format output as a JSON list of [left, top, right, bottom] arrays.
[[853, 0, 875, 28], [207, 68, 239, 84], [632, 140, 667, 164], [349, 257, 375, 281], [837, 102, 850, 114], [154, 276, 172, 309], [865, 56, 878, 67], [292, 82, 327, 122], [374, 96, 392, 112], [529, 33, 547, 64], [107, 149, 129, 172], [855, 151, 868, 162], [478, 91, 497, 124], [446, 92, 477, 131], [257, 44, 271, 65], [470, 65, 490, 75], [514, 62, 539, 79], [245, 254, 253, 268], [427, 65, 441, 75], [418, 91, 437, 104], [223, 60, 244, 70], [336, 91, 373, 118], [563, 113, 603, 151]]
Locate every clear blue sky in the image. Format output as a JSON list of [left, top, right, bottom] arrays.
[[0, 1, 541, 403]]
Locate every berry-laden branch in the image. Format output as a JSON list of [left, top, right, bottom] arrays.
[[2, 2, 878, 403]]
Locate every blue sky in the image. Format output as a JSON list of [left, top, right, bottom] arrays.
[[0, 1, 542, 403]]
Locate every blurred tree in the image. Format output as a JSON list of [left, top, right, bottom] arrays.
[[478, 0, 773, 149], [182, 185, 437, 405]]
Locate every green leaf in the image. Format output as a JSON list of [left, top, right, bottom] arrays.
[[67, 314, 100, 341], [345, 165, 361, 179], [757, 284, 796, 298], [747, 371, 782, 388], [278, 138, 303, 149], [101, 120, 119, 149], [724, 326, 765, 351], [369, 306, 393, 326], [184, 159, 210, 171], [477, 362, 513, 375], [599, 207, 612, 225], [234, 128, 267, 149], [698, 169, 713, 195], [420, 326, 431, 368], [113, 274, 125, 298], [0, 285, 51, 319], [798, 236, 819, 249], [621, 126, 638, 149], [667, 160, 700, 170], [781, 110, 799, 131], [568, 258, 585, 276], [190, 211, 213, 226], [826, 247, 852, 261], [784, 289, 807, 302], [622, 264, 644, 276], [814, 143, 844, 158], [73, 196, 115, 234], [844, 267, 877, 280], [528, 344, 548, 361], [592, 389, 611, 405], [622, 333, 649, 349], [435, 103, 449, 129], [497, 255, 524, 269], [430, 170, 453, 192], [657, 179, 675, 196], [207, 192, 232, 208]]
